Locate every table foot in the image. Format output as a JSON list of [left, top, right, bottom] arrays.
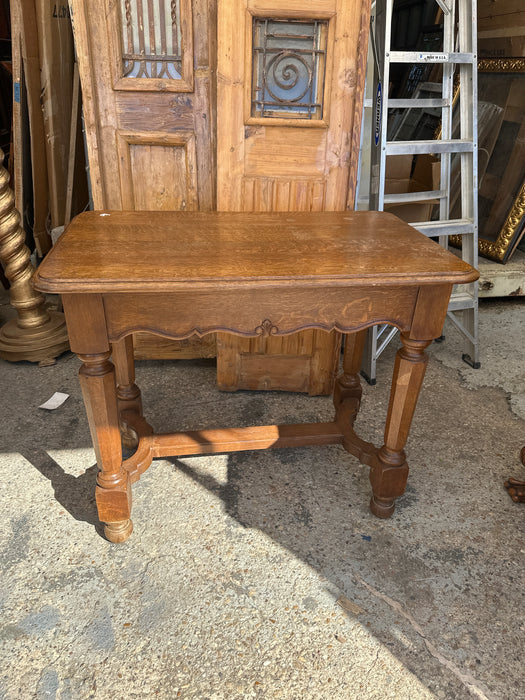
[[121, 431, 139, 452], [369, 446, 409, 517], [503, 447, 525, 503], [504, 477, 525, 503], [104, 519, 133, 543], [370, 496, 395, 518]]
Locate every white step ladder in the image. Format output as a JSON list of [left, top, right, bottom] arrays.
[[359, 0, 480, 383]]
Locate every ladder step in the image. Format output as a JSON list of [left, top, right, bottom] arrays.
[[386, 140, 474, 155], [412, 219, 475, 236], [448, 292, 476, 311], [388, 98, 449, 109], [384, 190, 445, 204], [388, 51, 475, 64]]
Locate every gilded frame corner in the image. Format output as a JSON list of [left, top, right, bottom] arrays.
[[478, 181, 525, 263]]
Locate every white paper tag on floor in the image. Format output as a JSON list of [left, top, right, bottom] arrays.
[[39, 392, 69, 410]]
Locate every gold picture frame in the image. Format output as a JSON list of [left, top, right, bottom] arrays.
[[449, 58, 525, 262], [478, 181, 525, 263], [475, 58, 525, 263]]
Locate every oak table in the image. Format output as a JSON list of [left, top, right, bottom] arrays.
[[34, 211, 479, 543]]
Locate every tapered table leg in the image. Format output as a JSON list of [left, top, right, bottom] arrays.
[[112, 336, 144, 450], [78, 351, 133, 543], [370, 334, 432, 518]]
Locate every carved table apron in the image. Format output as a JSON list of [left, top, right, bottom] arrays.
[[33, 210, 479, 542]]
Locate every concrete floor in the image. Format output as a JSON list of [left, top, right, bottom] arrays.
[[0, 292, 524, 700]]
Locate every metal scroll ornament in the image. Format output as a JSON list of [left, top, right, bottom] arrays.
[[252, 18, 328, 120], [265, 51, 312, 104]]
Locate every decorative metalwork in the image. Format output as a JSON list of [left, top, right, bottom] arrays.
[[119, 0, 182, 79], [251, 18, 328, 120]]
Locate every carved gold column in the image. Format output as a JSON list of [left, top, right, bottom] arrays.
[[0, 148, 69, 363]]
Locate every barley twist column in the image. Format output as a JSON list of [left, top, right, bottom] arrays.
[[0, 148, 69, 363]]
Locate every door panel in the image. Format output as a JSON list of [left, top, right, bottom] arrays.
[[117, 131, 199, 210], [243, 128, 327, 178], [71, 0, 214, 211], [242, 178, 326, 211], [217, 330, 341, 394], [70, 0, 217, 359], [216, 0, 371, 393], [217, 0, 370, 210]]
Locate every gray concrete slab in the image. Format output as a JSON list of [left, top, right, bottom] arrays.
[[0, 293, 524, 699]]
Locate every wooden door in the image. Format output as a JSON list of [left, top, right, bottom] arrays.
[[69, 0, 217, 359], [70, 0, 370, 389], [216, 0, 370, 393]]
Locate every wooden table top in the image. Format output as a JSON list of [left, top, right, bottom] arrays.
[[34, 210, 479, 293]]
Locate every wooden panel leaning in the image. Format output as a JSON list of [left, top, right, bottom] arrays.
[[69, 0, 217, 361], [33, 210, 479, 542], [216, 0, 372, 395]]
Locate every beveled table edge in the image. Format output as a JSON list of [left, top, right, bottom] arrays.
[[33, 270, 479, 294]]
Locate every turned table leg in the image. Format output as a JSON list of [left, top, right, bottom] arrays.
[[334, 329, 367, 433], [370, 334, 432, 518], [112, 335, 143, 450], [334, 330, 367, 409], [78, 351, 133, 543]]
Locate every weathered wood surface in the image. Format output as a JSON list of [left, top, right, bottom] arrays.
[[16, 0, 51, 255]]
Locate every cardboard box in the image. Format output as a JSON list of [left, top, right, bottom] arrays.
[[384, 154, 440, 223]]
